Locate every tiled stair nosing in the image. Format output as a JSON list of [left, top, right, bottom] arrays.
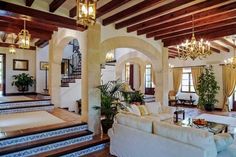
[[0, 106, 54, 114], [0, 104, 53, 110], [0, 130, 93, 155], [0, 123, 88, 141]]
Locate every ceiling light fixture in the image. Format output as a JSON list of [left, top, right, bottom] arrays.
[[224, 38, 236, 69], [77, 0, 96, 26], [9, 34, 16, 54], [177, 15, 211, 60], [18, 19, 31, 49]]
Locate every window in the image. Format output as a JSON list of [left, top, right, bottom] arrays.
[[125, 63, 130, 82], [181, 68, 195, 93], [145, 64, 152, 88]]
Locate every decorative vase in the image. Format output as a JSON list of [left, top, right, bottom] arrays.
[[204, 104, 214, 111], [101, 119, 113, 134]]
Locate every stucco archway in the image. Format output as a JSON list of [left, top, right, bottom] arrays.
[[100, 36, 162, 72]]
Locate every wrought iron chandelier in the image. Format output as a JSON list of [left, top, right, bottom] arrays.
[[224, 39, 236, 69], [18, 19, 31, 49], [9, 34, 16, 54], [76, 0, 96, 26], [177, 15, 211, 60]]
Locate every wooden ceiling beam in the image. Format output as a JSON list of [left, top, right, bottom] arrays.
[[0, 1, 86, 31], [49, 0, 66, 12], [69, 6, 76, 18], [0, 42, 36, 50], [115, 0, 193, 29], [211, 42, 230, 52], [137, 3, 236, 35], [35, 39, 49, 48], [25, 0, 35, 7], [102, 0, 163, 25], [163, 24, 236, 47], [0, 21, 52, 40], [126, 0, 230, 32], [153, 18, 236, 40], [210, 47, 220, 53], [1, 32, 7, 42], [97, 0, 132, 18], [220, 38, 236, 49]]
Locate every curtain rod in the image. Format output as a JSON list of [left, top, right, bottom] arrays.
[[172, 65, 206, 69]]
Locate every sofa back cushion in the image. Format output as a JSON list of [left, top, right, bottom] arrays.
[[153, 121, 217, 157], [116, 113, 152, 133], [130, 104, 141, 116], [145, 102, 162, 114]]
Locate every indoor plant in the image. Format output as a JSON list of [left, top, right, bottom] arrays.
[[128, 91, 145, 105], [11, 73, 34, 93], [93, 81, 123, 134], [196, 65, 220, 111]]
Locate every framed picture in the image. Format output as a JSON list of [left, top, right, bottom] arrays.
[[13, 59, 29, 71], [40, 61, 49, 70]]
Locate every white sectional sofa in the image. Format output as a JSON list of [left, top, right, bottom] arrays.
[[108, 113, 236, 157]]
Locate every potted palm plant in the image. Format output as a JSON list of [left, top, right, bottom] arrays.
[[196, 65, 220, 111], [128, 91, 145, 105], [93, 81, 123, 134], [12, 73, 34, 93]]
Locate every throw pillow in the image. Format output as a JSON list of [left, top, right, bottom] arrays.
[[170, 96, 176, 100], [130, 104, 141, 116], [138, 105, 149, 116], [214, 133, 234, 152]]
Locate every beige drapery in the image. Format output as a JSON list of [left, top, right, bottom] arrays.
[[138, 65, 141, 88], [172, 68, 182, 94], [191, 67, 204, 95], [222, 66, 236, 111]]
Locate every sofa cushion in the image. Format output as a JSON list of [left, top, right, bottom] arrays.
[[138, 105, 149, 116], [214, 133, 234, 152], [116, 113, 152, 133], [130, 104, 141, 116], [153, 121, 217, 157], [146, 102, 162, 114]]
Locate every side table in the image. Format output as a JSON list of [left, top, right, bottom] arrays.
[[174, 109, 185, 122]]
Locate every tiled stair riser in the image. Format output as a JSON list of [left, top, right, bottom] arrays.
[[0, 106, 54, 114], [2, 134, 93, 157], [0, 124, 88, 148], [0, 100, 51, 109]]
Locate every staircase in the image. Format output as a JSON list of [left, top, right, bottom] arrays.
[[61, 40, 82, 88], [0, 122, 109, 157]]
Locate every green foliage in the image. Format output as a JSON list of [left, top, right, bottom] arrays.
[[126, 91, 144, 104], [93, 81, 123, 120], [11, 73, 34, 92], [196, 65, 220, 108]]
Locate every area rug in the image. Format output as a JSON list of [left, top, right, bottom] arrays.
[[0, 96, 34, 103], [0, 111, 65, 132], [196, 113, 236, 126]]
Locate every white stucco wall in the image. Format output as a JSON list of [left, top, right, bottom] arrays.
[[0, 47, 36, 94], [101, 65, 116, 84]]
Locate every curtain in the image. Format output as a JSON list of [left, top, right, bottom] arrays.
[[138, 65, 141, 89], [191, 67, 204, 95], [152, 68, 156, 87], [222, 66, 236, 111], [172, 68, 182, 94]]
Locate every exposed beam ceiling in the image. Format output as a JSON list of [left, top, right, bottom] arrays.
[[220, 38, 236, 49], [210, 47, 220, 53], [0, 42, 36, 50], [0, 1, 86, 31], [115, 0, 194, 29], [126, 0, 230, 32], [14, 36, 19, 44], [25, 0, 34, 7], [35, 39, 49, 48], [96, 0, 132, 18], [102, 0, 163, 25], [211, 42, 230, 52], [49, 0, 66, 12]]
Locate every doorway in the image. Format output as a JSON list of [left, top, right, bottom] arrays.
[[0, 54, 6, 96]]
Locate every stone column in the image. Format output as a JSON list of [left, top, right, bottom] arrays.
[[139, 65, 145, 93], [162, 47, 169, 106], [48, 34, 61, 108], [87, 24, 101, 134]]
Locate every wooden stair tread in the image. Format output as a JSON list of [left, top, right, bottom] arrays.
[[0, 130, 92, 155], [36, 134, 110, 157]]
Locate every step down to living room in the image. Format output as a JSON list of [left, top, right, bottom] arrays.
[[0, 96, 53, 114], [0, 122, 109, 157]]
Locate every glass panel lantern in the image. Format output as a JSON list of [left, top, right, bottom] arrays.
[[77, 0, 96, 26]]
